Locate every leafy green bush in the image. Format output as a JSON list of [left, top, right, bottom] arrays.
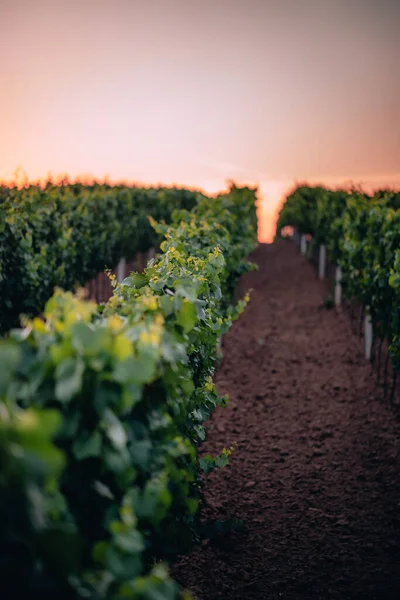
[[0, 183, 258, 599], [276, 184, 400, 373], [275, 185, 326, 237], [0, 183, 203, 332]]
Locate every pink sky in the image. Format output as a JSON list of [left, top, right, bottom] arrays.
[[1, 0, 399, 241]]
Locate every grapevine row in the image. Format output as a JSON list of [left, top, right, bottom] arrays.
[[0, 182, 204, 332], [277, 184, 400, 383], [0, 184, 258, 599]]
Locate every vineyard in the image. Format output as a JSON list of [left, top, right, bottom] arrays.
[[0, 182, 257, 598], [0, 183, 204, 332], [1, 181, 400, 599], [277, 185, 400, 399]]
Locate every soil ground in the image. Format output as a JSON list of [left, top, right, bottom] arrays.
[[173, 240, 400, 600]]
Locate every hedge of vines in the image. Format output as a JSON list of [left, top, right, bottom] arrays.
[[0, 182, 203, 332], [276, 184, 400, 373], [0, 184, 258, 599]]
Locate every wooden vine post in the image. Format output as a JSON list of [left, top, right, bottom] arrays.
[[318, 244, 326, 280]]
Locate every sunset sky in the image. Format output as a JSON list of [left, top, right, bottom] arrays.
[[1, 0, 399, 240]]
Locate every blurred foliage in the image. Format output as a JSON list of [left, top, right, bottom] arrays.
[[0, 182, 203, 332], [276, 184, 400, 371], [0, 183, 258, 599]]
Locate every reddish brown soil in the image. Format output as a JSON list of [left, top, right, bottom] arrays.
[[174, 241, 400, 600]]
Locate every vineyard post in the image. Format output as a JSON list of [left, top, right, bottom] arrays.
[[95, 273, 100, 303], [116, 258, 126, 283], [217, 336, 223, 359], [300, 234, 307, 255], [334, 266, 342, 306], [138, 252, 145, 272], [365, 311, 373, 361], [318, 244, 326, 280]]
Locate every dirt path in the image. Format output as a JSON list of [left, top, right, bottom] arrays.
[[174, 241, 400, 600]]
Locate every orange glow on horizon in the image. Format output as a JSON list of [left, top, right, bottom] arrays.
[[2, 1, 400, 246]]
